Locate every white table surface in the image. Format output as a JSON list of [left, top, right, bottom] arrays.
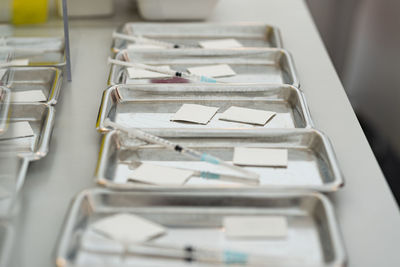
[[8, 0, 400, 266]]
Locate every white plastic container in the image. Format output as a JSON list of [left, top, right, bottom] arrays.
[[137, 0, 219, 21]]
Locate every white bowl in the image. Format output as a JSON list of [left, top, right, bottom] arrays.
[[137, 0, 219, 21]]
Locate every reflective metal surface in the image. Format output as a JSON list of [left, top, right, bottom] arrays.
[[56, 189, 346, 267], [0, 87, 10, 134], [1, 67, 63, 105], [0, 103, 55, 160], [4, 1, 398, 266], [97, 84, 311, 133], [96, 129, 343, 192], [108, 48, 299, 87], [112, 23, 283, 53], [0, 103, 55, 192], [0, 36, 66, 67], [0, 37, 64, 51]]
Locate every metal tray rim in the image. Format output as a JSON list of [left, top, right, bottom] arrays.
[[47, 66, 64, 105], [111, 22, 284, 54], [55, 188, 347, 267], [6, 53, 66, 68], [8, 42, 67, 68], [33, 103, 56, 160], [5, 66, 64, 105], [0, 86, 11, 134], [96, 83, 312, 133], [108, 48, 300, 88], [95, 128, 344, 192], [10, 103, 56, 161]]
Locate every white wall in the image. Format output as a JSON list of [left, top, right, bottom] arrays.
[[307, 0, 400, 154]]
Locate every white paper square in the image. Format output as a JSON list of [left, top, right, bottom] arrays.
[[187, 64, 236, 78], [127, 65, 171, 79], [128, 163, 194, 185], [11, 90, 47, 102], [199, 39, 243, 49], [233, 147, 288, 167], [92, 213, 167, 244], [219, 106, 276, 125], [171, 104, 219, 125], [224, 216, 287, 238], [0, 121, 34, 140]]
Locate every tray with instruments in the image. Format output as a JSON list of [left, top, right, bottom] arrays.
[[108, 48, 299, 87], [0, 66, 63, 105], [0, 36, 65, 67], [0, 103, 55, 193], [56, 189, 346, 267], [96, 84, 312, 133], [0, 103, 55, 160], [95, 129, 343, 192], [112, 23, 283, 53], [0, 36, 64, 52]]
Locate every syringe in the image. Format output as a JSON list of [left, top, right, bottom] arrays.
[[82, 241, 306, 266], [104, 119, 260, 182], [113, 32, 186, 49], [124, 161, 259, 186], [108, 57, 218, 83]]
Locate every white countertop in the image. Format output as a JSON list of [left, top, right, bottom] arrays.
[[9, 0, 400, 266]]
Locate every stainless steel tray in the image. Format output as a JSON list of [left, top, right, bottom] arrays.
[[56, 189, 346, 267], [0, 87, 10, 134], [97, 84, 312, 133], [0, 103, 55, 192], [0, 37, 64, 52], [0, 38, 66, 67], [0, 103, 55, 161], [95, 129, 343, 192], [112, 23, 283, 53], [0, 66, 63, 105], [109, 49, 299, 87]]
